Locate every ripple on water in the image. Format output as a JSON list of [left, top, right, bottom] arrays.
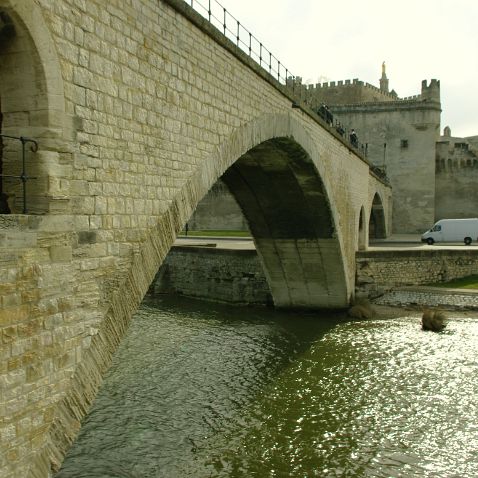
[[56, 299, 478, 478]]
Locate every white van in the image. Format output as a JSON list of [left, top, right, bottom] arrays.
[[421, 218, 478, 245]]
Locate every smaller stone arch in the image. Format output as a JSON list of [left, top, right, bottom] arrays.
[[0, 1, 67, 214], [357, 205, 367, 250], [369, 192, 386, 239]]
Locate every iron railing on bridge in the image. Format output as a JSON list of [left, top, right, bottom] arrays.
[[184, 0, 377, 166], [0, 134, 38, 214], [188, 0, 296, 86]]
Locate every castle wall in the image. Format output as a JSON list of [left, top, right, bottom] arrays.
[[330, 100, 441, 233], [435, 138, 478, 220], [303, 79, 397, 110]]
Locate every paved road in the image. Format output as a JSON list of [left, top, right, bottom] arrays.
[[369, 234, 478, 251], [175, 234, 478, 251]]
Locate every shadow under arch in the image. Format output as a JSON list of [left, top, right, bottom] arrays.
[[0, 0, 67, 213], [222, 136, 348, 308], [357, 205, 367, 250], [369, 192, 386, 239]]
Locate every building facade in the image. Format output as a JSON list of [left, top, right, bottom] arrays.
[[300, 66, 441, 234]]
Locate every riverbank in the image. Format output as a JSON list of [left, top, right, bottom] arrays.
[[373, 286, 478, 310], [152, 241, 478, 311], [372, 300, 478, 322]]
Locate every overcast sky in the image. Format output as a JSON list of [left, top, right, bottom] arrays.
[[205, 0, 478, 138]]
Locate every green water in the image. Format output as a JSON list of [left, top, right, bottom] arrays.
[[56, 296, 478, 477]]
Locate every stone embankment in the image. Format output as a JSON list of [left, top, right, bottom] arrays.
[[152, 241, 478, 310], [374, 287, 478, 310], [357, 245, 478, 310], [151, 244, 272, 305]]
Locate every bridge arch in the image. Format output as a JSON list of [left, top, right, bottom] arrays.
[[187, 113, 350, 308], [369, 191, 387, 239], [0, 0, 67, 213], [357, 205, 367, 250], [44, 111, 353, 474]]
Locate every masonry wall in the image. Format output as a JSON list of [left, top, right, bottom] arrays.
[[150, 246, 271, 305], [331, 102, 440, 234], [153, 247, 478, 306], [435, 139, 478, 221], [356, 249, 478, 298]]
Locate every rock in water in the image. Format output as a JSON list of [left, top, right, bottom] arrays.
[[422, 309, 447, 332]]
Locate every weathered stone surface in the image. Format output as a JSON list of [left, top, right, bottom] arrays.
[[151, 246, 272, 305], [357, 249, 478, 298]]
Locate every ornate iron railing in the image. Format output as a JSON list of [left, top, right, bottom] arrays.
[[0, 134, 38, 214]]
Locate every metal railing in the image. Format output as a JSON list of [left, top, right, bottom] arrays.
[[0, 134, 38, 214], [188, 0, 296, 86], [185, 0, 383, 177]]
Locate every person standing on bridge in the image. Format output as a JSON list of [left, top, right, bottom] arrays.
[[350, 129, 358, 147]]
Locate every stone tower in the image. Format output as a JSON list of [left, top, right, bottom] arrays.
[[379, 61, 389, 93], [293, 66, 441, 233]]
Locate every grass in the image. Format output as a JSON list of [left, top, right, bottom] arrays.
[[178, 230, 251, 238], [427, 274, 478, 289]]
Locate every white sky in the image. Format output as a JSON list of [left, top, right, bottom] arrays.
[[210, 0, 478, 138]]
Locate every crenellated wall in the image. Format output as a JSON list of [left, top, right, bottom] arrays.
[[435, 133, 478, 220]]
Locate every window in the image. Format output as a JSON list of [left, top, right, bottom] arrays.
[[400, 139, 408, 149]]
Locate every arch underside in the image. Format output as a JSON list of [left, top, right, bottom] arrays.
[[369, 193, 386, 239], [222, 137, 348, 308]]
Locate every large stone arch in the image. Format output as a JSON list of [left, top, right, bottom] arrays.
[[222, 137, 347, 308], [0, 0, 68, 213], [198, 113, 350, 308], [43, 112, 351, 475]]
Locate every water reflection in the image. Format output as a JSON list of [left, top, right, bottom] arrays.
[[56, 297, 478, 478]]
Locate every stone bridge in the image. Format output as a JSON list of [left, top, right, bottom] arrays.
[[0, 0, 391, 476]]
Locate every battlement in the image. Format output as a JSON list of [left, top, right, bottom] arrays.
[[288, 75, 441, 108], [312, 78, 398, 100], [421, 79, 440, 101]]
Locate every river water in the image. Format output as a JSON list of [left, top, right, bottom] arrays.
[[56, 296, 478, 478]]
